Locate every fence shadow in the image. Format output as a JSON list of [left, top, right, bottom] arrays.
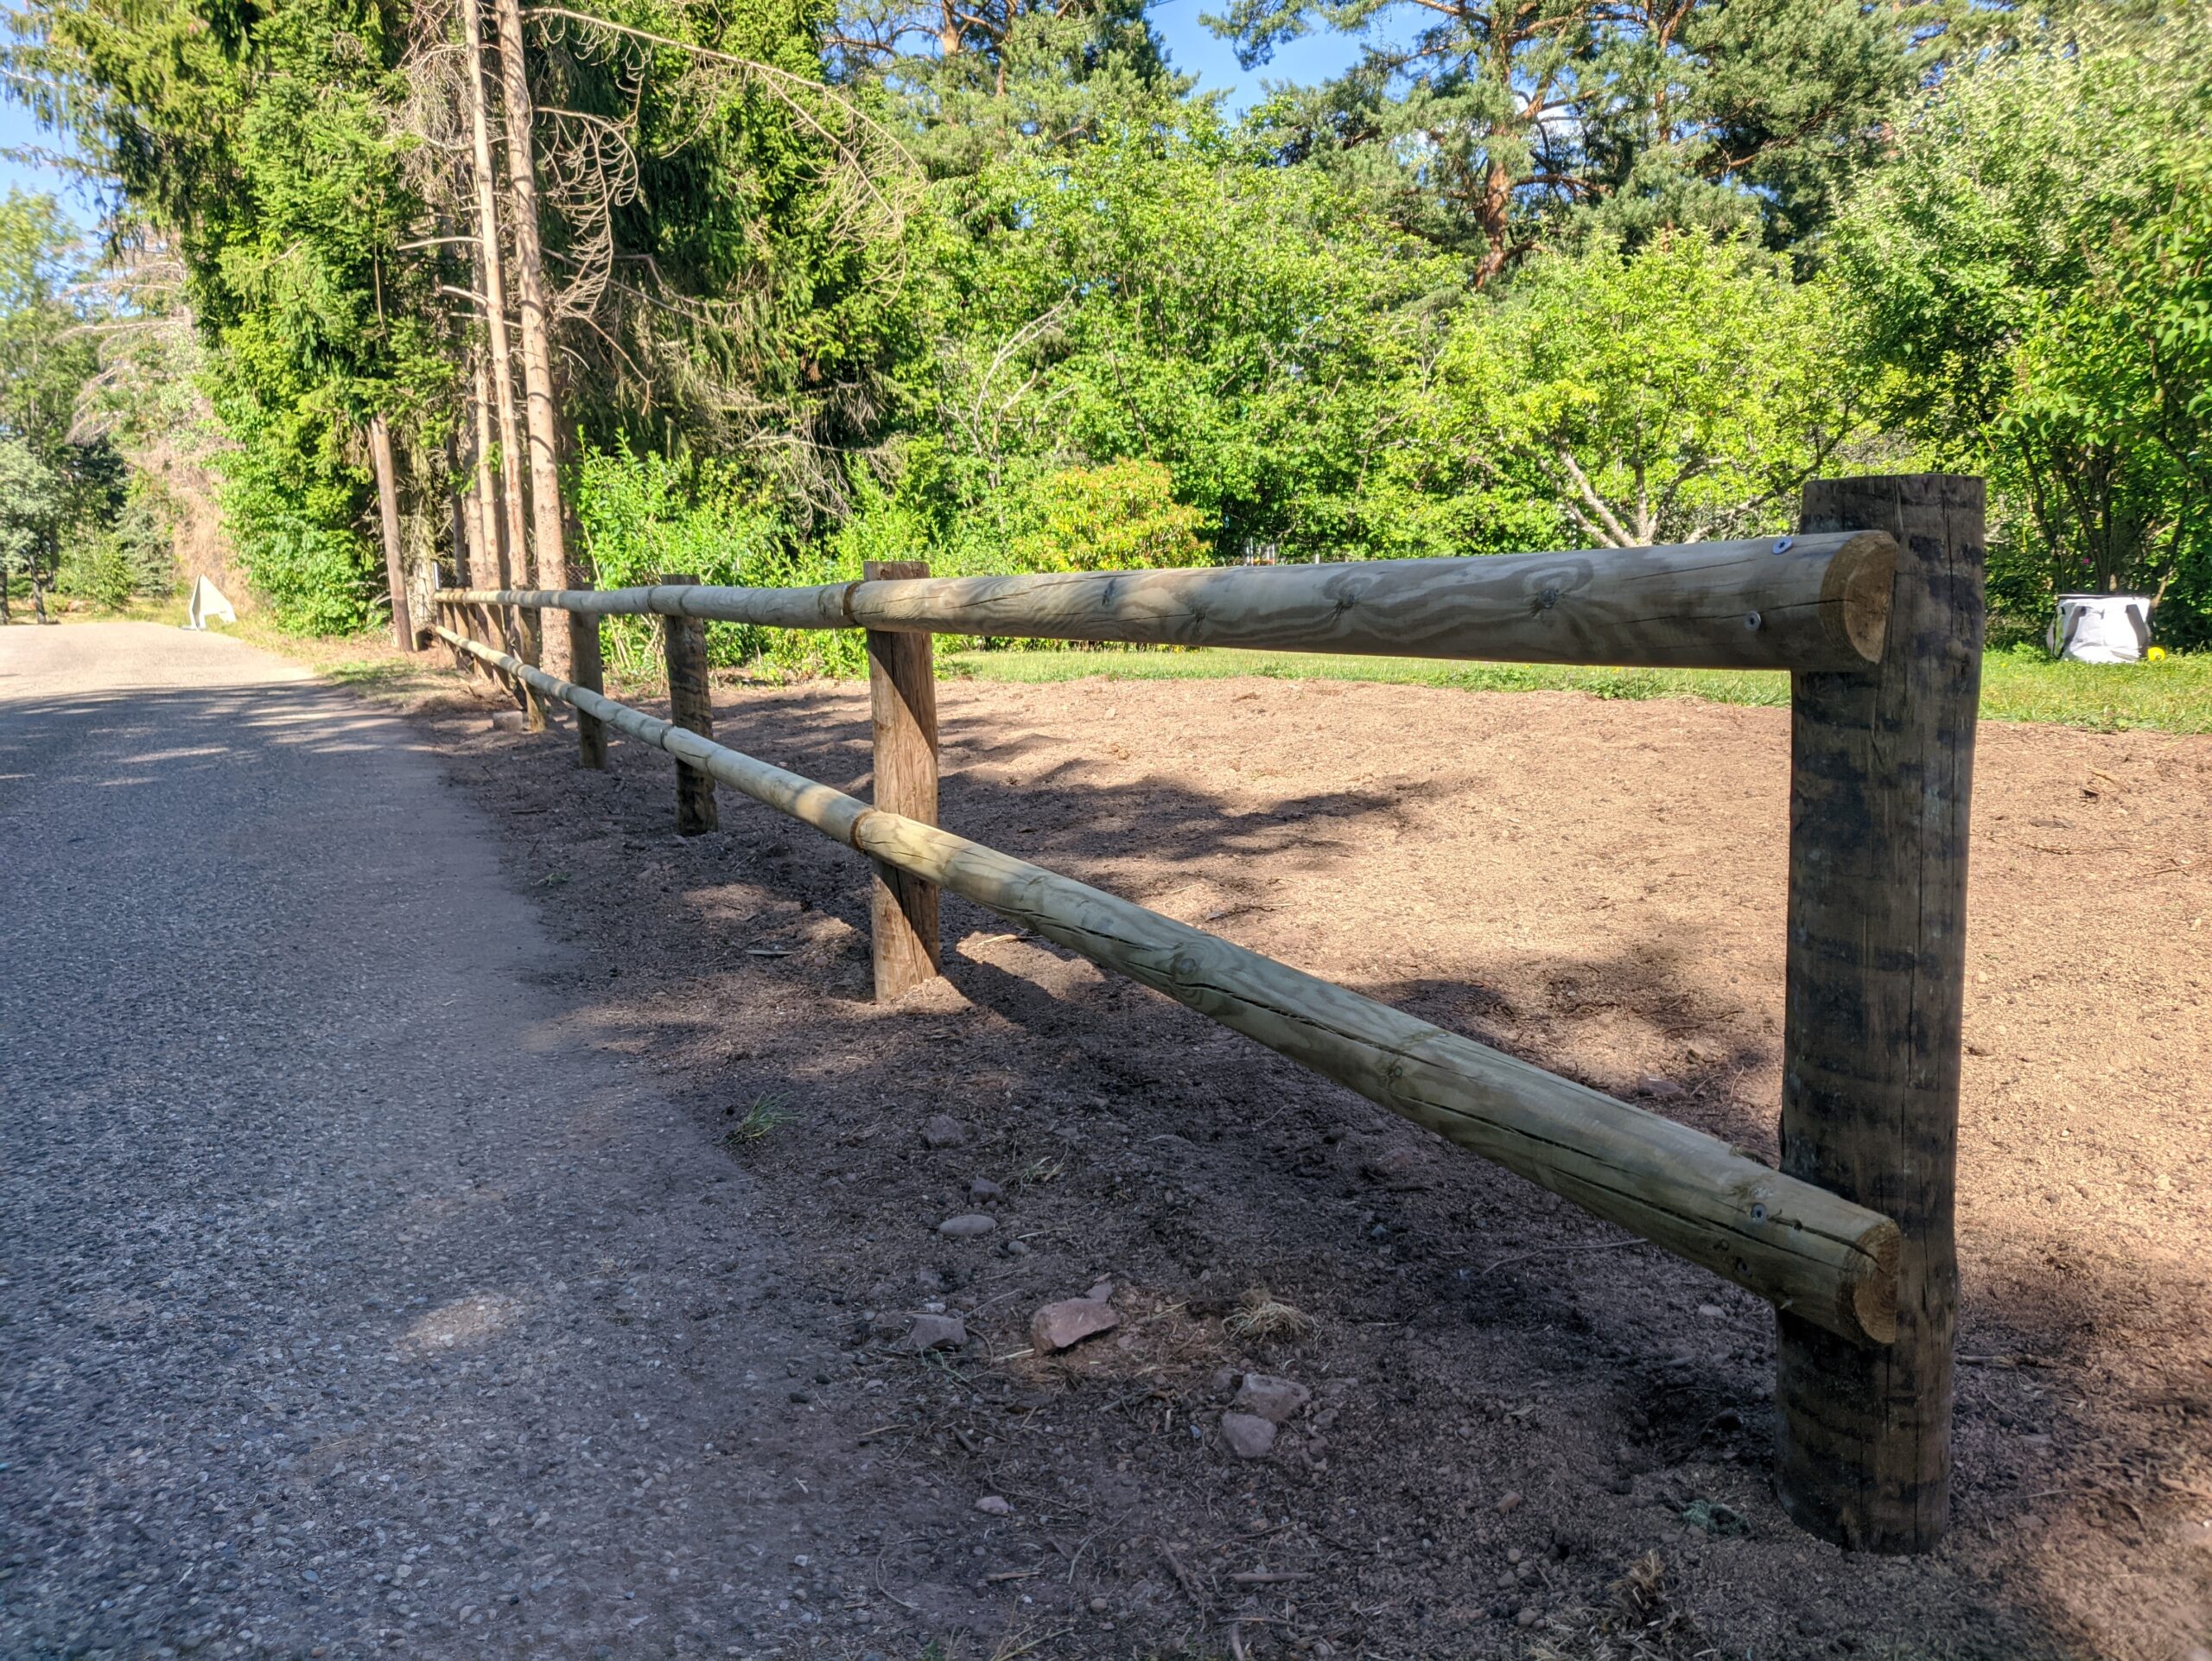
[[16, 664, 2198, 1660], [410, 671, 2207, 1661]]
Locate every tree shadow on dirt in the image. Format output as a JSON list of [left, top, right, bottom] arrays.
[[19, 667, 2197, 1661], [389, 678, 2212, 1661]]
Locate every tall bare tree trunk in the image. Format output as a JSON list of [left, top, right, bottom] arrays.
[[489, 0, 574, 682], [468, 353, 508, 595], [453, 375, 491, 684], [461, 0, 535, 671], [447, 425, 471, 589], [366, 412, 416, 650], [470, 351, 534, 717]]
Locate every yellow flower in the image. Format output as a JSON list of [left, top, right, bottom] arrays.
[[2147, 646, 2168, 662]]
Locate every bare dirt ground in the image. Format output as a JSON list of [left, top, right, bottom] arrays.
[[401, 655, 2211, 1661]]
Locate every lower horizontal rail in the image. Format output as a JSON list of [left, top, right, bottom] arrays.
[[432, 623, 1900, 1345]]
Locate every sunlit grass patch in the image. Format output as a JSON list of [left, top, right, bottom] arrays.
[[945, 642, 2212, 735]]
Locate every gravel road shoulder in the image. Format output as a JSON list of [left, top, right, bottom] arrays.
[[1, 622, 984, 1660]]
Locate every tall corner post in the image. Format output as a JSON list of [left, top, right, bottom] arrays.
[[1777, 475, 1985, 1553], [863, 559, 941, 1000], [659, 574, 718, 836]]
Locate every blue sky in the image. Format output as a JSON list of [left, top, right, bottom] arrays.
[[1148, 0, 1364, 114], [0, 95, 83, 207], [0, 0, 1365, 220], [1, 15, 99, 229]]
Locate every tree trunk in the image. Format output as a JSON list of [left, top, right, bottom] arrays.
[[489, 0, 574, 681], [461, 0, 534, 665], [471, 351, 531, 716], [447, 427, 471, 590], [556, 415, 607, 767], [367, 412, 416, 650], [449, 417, 488, 684], [468, 353, 509, 595], [1471, 159, 1515, 290]]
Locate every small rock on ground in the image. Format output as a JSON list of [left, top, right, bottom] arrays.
[[919, 1114, 968, 1148], [1030, 1295, 1120, 1352], [904, 1313, 969, 1351], [938, 1212, 996, 1238], [1220, 1412, 1278, 1460], [1231, 1372, 1311, 1424]]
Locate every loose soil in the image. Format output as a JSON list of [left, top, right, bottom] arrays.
[[401, 660, 2212, 1661]]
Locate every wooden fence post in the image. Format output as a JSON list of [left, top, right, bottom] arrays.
[[863, 559, 941, 999], [659, 574, 717, 834], [518, 601, 550, 731], [561, 462, 607, 770], [1776, 475, 1985, 1553], [570, 608, 607, 770]]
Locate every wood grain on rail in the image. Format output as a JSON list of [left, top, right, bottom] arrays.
[[435, 530, 1897, 671]]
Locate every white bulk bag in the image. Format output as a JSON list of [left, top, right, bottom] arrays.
[[186, 575, 238, 630], [2049, 593, 2153, 664]]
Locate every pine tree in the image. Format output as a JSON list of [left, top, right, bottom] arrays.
[[1220, 0, 1923, 282]]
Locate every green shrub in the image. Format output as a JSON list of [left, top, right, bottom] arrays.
[[235, 512, 378, 636], [1001, 459, 1206, 572], [58, 536, 143, 609], [59, 485, 177, 609], [572, 442, 836, 678]]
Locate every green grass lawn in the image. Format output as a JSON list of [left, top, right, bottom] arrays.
[[942, 643, 2212, 735]]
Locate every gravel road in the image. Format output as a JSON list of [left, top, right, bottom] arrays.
[[0, 623, 971, 1660]]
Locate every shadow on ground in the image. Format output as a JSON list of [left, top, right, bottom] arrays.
[[16, 664, 2207, 1661]]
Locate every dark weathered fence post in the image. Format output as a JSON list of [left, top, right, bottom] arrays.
[[518, 601, 550, 731], [659, 574, 717, 834], [570, 608, 607, 768], [863, 559, 941, 999], [563, 500, 607, 771], [1777, 474, 1984, 1553]]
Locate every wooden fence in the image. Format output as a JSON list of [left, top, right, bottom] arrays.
[[430, 474, 1985, 1556]]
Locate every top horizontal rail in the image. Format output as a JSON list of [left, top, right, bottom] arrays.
[[435, 530, 1898, 671]]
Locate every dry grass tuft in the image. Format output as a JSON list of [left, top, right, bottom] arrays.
[[1224, 1286, 1316, 1342], [724, 1094, 794, 1144], [1529, 1552, 1717, 1661]]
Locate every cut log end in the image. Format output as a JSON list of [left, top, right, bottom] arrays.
[[1848, 1219, 1902, 1346], [1823, 531, 1898, 665]]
